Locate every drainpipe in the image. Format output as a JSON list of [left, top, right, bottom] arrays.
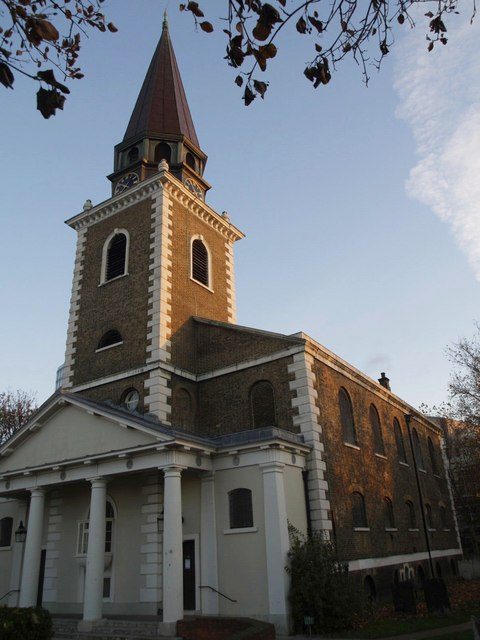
[[302, 469, 313, 537], [405, 413, 435, 578]]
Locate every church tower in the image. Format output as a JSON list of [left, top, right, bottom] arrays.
[[62, 20, 244, 424]]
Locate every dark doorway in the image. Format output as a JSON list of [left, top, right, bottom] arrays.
[[183, 540, 196, 610], [37, 549, 47, 607]]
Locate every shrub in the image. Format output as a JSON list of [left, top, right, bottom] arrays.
[[286, 524, 366, 633], [0, 606, 53, 640]]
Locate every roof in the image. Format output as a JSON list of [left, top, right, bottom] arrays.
[[123, 19, 200, 147]]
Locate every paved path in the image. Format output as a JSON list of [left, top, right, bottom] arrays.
[[277, 619, 472, 640]]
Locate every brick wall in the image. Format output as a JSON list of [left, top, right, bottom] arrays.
[[72, 199, 152, 386], [82, 372, 150, 413], [312, 358, 458, 562]]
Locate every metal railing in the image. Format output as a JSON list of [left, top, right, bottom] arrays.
[[199, 585, 237, 602], [0, 589, 19, 603]]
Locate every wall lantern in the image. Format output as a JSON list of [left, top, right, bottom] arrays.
[[15, 521, 27, 544]]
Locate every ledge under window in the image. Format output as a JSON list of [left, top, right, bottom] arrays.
[[443, 528, 451, 532], [95, 341, 123, 353], [419, 468, 427, 474], [0, 546, 12, 552], [385, 527, 398, 532], [98, 272, 129, 287], [375, 453, 387, 460], [408, 528, 420, 532], [353, 527, 370, 532], [223, 526, 258, 535], [399, 461, 409, 468], [190, 276, 214, 293], [344, 442, 360, 451], [428, 528, 436, 532]]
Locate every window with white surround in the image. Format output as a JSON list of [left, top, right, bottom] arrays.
[[0, 517, 13, 547], [339, 387, 357, 445], [77, 500, 115, 556], [191, 236, 211, 288], [228, 488, 253, 529], [100, 229, 130, 284], [97, 329, 123, 351]]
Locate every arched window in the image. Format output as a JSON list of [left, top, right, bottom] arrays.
[[435, 561, 442, 578], [228, 488, 253, 529], [439, 505, 448, 529], [364, 575, 376, 601], [191, 238, 210, 287], [77, 499, 116, 555], [127, 146, 139, 164], [394, 418, 407, 463], [406, 500, 417, 529], [250, 380, 276, 428], [121, 388, 139, 412], [450, 559, 457, 575], [185, 152, 195, 170], [417, 564, 426, 586], [97, 329, 123, 350], [384, 497, 396, 529], [428, 437, 439, 475], [173, 387, 194, 429], [106, 233, 127, 281], [425, 503, 434, 529], [154, 142, 171, 164], [412, 429, 425, 470], [352, 492, 368, 528], [0, 517, 13, 547], [370, 403, 385, 455], [339, 388, 357, 445]]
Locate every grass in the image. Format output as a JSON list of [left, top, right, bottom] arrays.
[[320, 578, 480, 639]]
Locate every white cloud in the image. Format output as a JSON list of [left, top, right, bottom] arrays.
[[394, 10, 480, 279]]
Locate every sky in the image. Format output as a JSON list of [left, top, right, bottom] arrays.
[[0, 1, 478, 411]]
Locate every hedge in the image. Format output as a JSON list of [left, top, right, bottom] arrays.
[[0, 606, 53, 640]]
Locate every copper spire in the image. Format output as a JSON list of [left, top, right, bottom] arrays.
[[123, 20, 200, 148]]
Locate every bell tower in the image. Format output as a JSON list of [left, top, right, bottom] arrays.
[[62, 20, 243, 424], [107, 15, 210, 201]]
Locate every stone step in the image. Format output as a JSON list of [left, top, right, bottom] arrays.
[[52, 618, 180, 640]]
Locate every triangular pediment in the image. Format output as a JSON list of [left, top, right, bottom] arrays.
[[0, 398, 170, 473]]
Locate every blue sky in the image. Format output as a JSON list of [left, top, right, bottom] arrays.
[[0, 1, 478, 410]]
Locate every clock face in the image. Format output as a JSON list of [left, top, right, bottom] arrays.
[[184, 178, 203, 200], [114, 172, 139, 195]]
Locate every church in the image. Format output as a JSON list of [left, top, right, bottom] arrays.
[[0, 18, 462, 637]]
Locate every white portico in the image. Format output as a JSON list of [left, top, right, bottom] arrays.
[[0, 391, 310, 635]]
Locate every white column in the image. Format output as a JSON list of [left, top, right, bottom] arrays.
[[200, 473, 219, 614], [19, 488, 45, 607], [9, 501, 28, 607], [262, 463, 290, 623], [83, 478, 106, 622], [162, 467, 183, 624]]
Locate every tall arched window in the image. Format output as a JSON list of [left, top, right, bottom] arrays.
[[364, 575, 376, 601], [250, 380, 276, 428], [173, 387, 194, 429], [370, 403, 385, 455], [185, 151, 196, 169], [154, 142, 171, 164], [228, 488, 253, 529], [97, 329, 123, 350], [127, 146, 139, 164], [412, 428, 425, 470], [104, 232, 128, 282], [394, 418, 407, 463], [191, 237, 210, 287], [428, 437, 439, 475], [77, 499, 116, 555], [339, 388, 357, 445], [0, 517, 13, 547], [439, 505, 448, 529], [384, 497, 396, 529], [425, 503, 434, 529], [406, 500, 417, 529], [352, 492, 368, 528]]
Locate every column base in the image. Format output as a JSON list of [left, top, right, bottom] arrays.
[[157, 621, 178, 636]]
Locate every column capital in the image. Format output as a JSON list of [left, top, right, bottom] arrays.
[[86, 477, 107, 488], [260, 462, 285, 474], [162, 466, 186, 478], [28, 487, 46, 497]]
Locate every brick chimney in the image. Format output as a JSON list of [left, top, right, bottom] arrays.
[[378, 372, 391, 390]]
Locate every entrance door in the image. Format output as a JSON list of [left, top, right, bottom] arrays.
[[37, 549, 47, 607], [183, 540, 196, 610]]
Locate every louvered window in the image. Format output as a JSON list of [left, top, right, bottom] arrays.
[[352, 492, 368, 528], [0, 517, 13, 547], [191, 239, 209, 287], [106, 234, 127, 281], [97, 329, 122, 350], [251, 381, 276, 428], [339, 388, 357, 445], [229, 488, 253, 529], [370, 403, 385, 455]]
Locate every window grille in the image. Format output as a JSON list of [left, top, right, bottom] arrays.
[[339, 388, 357, 445], [0, 517, 13, 547], [352, 492, 368, 528], [384, 497, 395, 528], [394, 418, 407, 463], [97, 330, 122, 350], [370, 404, 385, 455], [406, 500, 417, 528], [228, 488, 253, 529], [191, 239, 209, 286], [250, 381, 276, 428], [106, 234, 127, 281]]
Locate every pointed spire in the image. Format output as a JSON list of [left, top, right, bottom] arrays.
[[123, 22, 200, 148]]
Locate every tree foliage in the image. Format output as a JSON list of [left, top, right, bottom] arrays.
[[0, 0, 116, 118], [286, 524, 366, 632], [180, 0, 469, 105], [0, 389, 37, 445]]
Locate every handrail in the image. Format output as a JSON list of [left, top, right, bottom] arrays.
[[199, 585, 237, 603], [0, 589, 19, 603]]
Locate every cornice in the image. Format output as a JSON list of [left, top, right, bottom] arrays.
[[64, 165, 245, 243]]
